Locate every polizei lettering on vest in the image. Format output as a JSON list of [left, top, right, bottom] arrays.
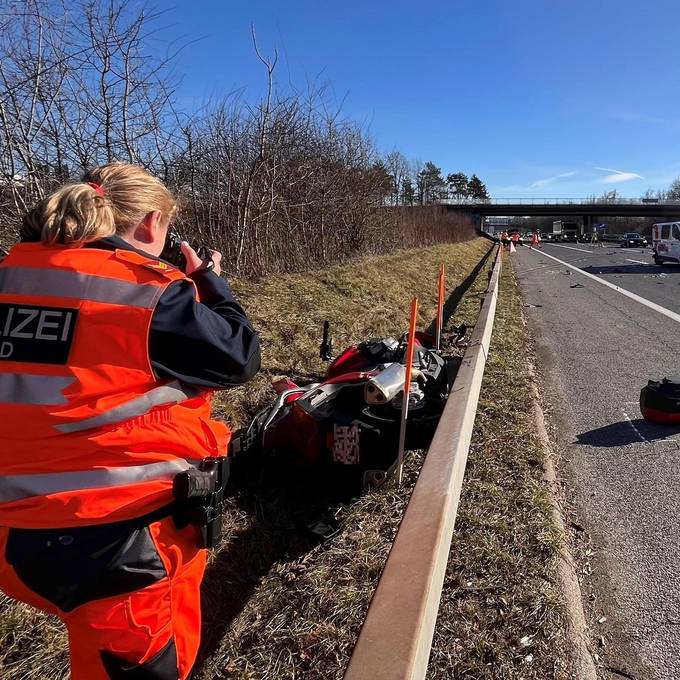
[[0, 303, 78, 364]]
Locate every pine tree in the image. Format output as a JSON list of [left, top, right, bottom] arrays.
[[401, 178, 415, 205], [468, 174, 490, 200], [446, 172, 469, 200], [417, 162, 446, 204]]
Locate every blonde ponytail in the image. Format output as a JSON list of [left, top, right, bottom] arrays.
[[21, 162, 178, 246], [21, 184, 115, 245]]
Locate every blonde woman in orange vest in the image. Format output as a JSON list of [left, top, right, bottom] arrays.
[[0, 163, 260, 680]]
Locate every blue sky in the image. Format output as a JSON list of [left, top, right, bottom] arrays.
[[157, 0, 680, 198]]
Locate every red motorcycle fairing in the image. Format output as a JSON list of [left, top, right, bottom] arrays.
[[234, 331, 455, 494]]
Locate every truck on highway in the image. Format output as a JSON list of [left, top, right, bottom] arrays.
[[651, 222, 680, 264], [552, 220, 580, 242]]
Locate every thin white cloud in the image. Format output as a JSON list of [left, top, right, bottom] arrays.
[[611, 111, 680, 131], [529, 171, 577, 188], [594, 167, 645, 184]]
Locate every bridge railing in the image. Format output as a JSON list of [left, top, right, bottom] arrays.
[[439, 197, 680, 206]]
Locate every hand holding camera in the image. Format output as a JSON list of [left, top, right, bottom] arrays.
[[180, 241, 222, 277], [161, 232, 222, 276]]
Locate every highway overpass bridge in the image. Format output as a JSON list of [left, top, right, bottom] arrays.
[[441, 198, 680, 220]]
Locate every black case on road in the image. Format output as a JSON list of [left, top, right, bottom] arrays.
[[640, 377, 680, 424]]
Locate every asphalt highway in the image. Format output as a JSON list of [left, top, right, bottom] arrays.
[[514, 242, 680, 680]]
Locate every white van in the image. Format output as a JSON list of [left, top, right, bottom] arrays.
[[651, 222, 680, 264]]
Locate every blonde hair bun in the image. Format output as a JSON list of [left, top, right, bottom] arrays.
[[21, 163, 177, 246]]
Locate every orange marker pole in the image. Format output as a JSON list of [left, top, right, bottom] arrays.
[[435, 264, 445, 351], [397, 297, 419, 486]]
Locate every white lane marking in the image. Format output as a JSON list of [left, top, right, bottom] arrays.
[[621, 248, 649, 253], [548, 244, 594, 253], [528, 248, 680, 324], [626, 259, 651, 265], [623, 408, 649, 444]]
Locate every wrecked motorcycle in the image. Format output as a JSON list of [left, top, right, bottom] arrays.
[[232, 323, 466, 494]]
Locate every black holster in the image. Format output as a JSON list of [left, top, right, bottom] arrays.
[[172, 457, 230, 549]]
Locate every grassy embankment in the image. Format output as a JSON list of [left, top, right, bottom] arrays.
[[0, 238, 570, 679]]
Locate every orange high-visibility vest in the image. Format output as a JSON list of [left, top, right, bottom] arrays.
[[0, 243, 229, 529]]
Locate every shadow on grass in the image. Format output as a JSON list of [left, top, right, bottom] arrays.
[[425, 244, 494, 336], [194, 456, 365, 673], [195, 428, 444, 673]]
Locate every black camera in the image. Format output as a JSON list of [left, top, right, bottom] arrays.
[[160, 232, 213, 271]]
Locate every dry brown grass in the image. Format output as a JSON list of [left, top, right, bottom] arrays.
[[195, 240, 494, 680], [0, 239, 570, 680], [0, 239, 491, 679]]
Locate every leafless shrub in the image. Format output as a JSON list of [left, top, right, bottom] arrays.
[[0, 0, 181, 235], [0, 1, 476, 275]]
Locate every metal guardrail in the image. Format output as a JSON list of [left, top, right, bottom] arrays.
[[439, 197, 680, 206], [344, 244, 503, 680]]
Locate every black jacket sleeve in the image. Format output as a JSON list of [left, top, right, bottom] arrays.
[[148, 270, 261, 388]]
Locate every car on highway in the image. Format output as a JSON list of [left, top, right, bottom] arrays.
[[620, 233, 648, 248], [651, 222, 680, 264], [540, 232, 553, 241]]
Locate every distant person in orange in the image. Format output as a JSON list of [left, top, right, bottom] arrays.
[[530, 230, 541, 248], [500, 230, 510, 249], [511, 231, 521, 246]]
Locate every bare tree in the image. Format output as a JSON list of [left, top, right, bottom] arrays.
[[0, 0, 180, 236], [385, 150, 408, 206], [0, 2, 476, 273]]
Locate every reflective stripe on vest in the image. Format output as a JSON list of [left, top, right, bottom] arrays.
[[0, 267, 163, 308], [0, 458, 197, 503], [0, 376, 200, 428], [55, 381, 201, 434], [0, 373, 75, 404]]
